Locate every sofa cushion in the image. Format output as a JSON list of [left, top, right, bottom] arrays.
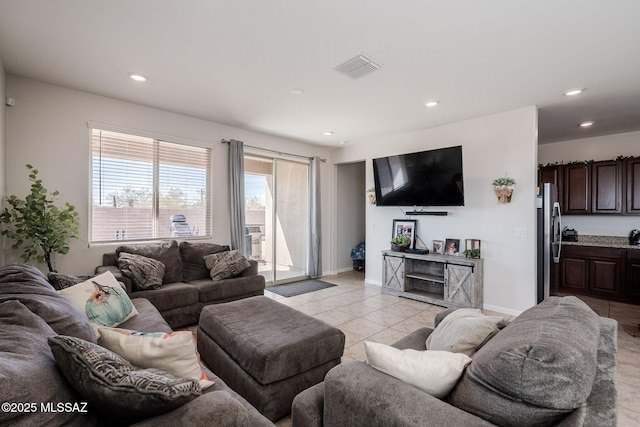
[[47, 272, 93, 290], [364, 341, 471, 398], [426, 308, 507, 357], [48, 335, 201, 423], [190, 275, 265, 303], [0, 263, 97, 342], [58, 271, 138, 338], [117, 240, 184, 284], [180, 241, 230, 282], [118, 252, 165, 291], [129, 282, 200, 311], [448, 296, 601, 426], [0, 301, 94, 427], [204, 250, 251, 281], [99, 327, 214, 389]]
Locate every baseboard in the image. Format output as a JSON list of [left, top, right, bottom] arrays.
[[337, 266, 356, 274], [365, 279, 382, 287], [482, 303, 522, 317]]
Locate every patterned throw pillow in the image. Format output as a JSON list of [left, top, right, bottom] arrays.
[[48, 335, 201, 422], [204, 250, 251, 281], [118, 252, 165, 290], [47, 273, 93, 290], [99, 327, 214, 389], [58, 271, 138, 338]]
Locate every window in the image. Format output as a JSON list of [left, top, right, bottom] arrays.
[[90, 128, 211, 243]]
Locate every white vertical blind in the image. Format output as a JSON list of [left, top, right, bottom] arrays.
[[90, 128, 211, 243]]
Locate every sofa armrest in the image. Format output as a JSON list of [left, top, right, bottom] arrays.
[[323, 361, 495, 427], [130, 390, 251, 427], [239, 259, 259, 277], [95, 265, 133, 294]]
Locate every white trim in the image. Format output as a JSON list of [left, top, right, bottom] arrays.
[[245, 147, 311, 164], [482, 303, 522, 317], [87, 121, 212, 149]]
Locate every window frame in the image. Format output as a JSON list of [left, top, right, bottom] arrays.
[[88, 122, 212, 245]]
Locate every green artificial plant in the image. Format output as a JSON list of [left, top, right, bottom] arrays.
[[492, 176, 516, 187], [1, 164, 79, 272], [391, 235, 411, 246]]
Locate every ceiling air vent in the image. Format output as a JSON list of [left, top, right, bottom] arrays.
[[334, 54, 381, 79]]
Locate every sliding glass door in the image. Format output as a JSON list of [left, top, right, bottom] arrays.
[[244, 154, 309, 284]]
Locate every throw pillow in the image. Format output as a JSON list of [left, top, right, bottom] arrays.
[[58, 271, 138, 338], [48, 335, 201, 423], [98, 327, 214, 389], [47, 272, 93, 290], [180, 241, 230, 281], [204, 250, 251, 281], [364, 341, 471, 399], [117, 252, 165, 291], [116, 240, 184, 284], [426, 308, 507, 357]]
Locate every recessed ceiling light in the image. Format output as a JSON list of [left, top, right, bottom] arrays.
[[340, 141, 349, 145], [580, 121, 594, 127], [564, 88, 584, 96], [323, 131, 334, 136], [128, 72, 147, 82], [291, 88, 304, 95], [424, 100, 439, 108]]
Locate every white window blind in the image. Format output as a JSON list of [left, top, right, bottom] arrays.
[[90, 128, 211, 243]]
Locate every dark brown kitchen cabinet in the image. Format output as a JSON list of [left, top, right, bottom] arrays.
[[558, 246, 622, 298], [626, 250, 640, 302], [591, 161, 623, 214], [626, 157, 640, 214], [538, 165, 562, 189], [563, 164, 591, 214]]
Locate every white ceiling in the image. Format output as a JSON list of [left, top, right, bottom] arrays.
[[1, 1, 639, 147]]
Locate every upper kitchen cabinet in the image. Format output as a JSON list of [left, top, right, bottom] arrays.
[[591, 160, 623, 214], [626, 157, 640, 214], [563, 163, 591, 214]]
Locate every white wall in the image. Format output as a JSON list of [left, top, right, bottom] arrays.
[[5, 76, 332, 275], [539, 131, 640, 236], [332, 107, 538, 315], [336, 161, 366, 272]]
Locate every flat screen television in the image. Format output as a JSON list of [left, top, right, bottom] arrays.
[[372, 145, 464, 206]]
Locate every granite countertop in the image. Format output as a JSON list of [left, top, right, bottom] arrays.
[[562, 235, 640, 250]]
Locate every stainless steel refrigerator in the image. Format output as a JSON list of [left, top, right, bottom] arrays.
[[536, 183, 562, 303]]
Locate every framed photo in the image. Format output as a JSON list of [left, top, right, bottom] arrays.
[[392, 219, 417, 249], [432, 240, 444, 254], [445, 238, 460, 256]]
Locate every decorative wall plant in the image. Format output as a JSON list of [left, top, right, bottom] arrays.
[[492, 176, 516, 204], [1, 164, 79, 272]]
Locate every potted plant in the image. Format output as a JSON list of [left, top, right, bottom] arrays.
[[463, 249, 481, 259], [492, 176, 516, 204], [390, 235, 411, 252], [1, 164, 79, 272]]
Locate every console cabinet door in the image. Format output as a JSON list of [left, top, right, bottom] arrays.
[[627, 158, 640, 214], [445, 264, 477, 307], [563, 164, 591, 214], [592, 161, 623, 214], [383, 255, 404, 291]]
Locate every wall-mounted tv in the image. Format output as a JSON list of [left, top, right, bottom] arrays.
[[372, 145, 464, 206]]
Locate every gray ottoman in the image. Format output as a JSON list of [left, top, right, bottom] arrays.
[[197, 296, 345, 421]]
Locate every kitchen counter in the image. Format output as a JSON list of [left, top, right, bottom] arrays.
[[562, 235, 640, 250]]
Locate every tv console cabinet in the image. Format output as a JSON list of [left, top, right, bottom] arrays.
[[382, 250, 483, 309]]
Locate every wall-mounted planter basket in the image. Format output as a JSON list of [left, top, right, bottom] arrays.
[[494, 186, 514, 204]]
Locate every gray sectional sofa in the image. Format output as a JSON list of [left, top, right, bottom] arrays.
[[293, 296, 618, 427], [96, 240, 265, 328], [0, 263, 274, 427]]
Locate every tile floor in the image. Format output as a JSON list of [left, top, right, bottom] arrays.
[[265, 270, 640, 427]]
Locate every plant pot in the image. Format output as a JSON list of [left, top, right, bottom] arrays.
[[391, 244, 409, 252], [494, 186, 514, 204]]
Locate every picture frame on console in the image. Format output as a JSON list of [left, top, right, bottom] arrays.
[[445, 238, 460, 256], [432, 240, 444, 254], [392, 219, 417, 249]]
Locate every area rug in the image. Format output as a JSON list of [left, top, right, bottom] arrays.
[[267, 279, 336, 297]]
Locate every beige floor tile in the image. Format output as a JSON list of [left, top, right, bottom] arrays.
[[335, 301, 381, 317], [618, 406, 640, 427], [617, 380, 640, 412], [377, 302, 426, 318], [344, 340, 367, 361], [361, 308, 406, 327], [341, 329, 368, 348], [389, 315, 432, 334], [312, 308, 359, 327], [339, 317, 388, 338], [367, 328, 409, 346]]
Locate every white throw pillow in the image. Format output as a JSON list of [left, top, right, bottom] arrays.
[[99, 327, 214, 389], [58, 271, 138, 338], [426, 308, 507, 356], [364, 341, 471, 399]]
